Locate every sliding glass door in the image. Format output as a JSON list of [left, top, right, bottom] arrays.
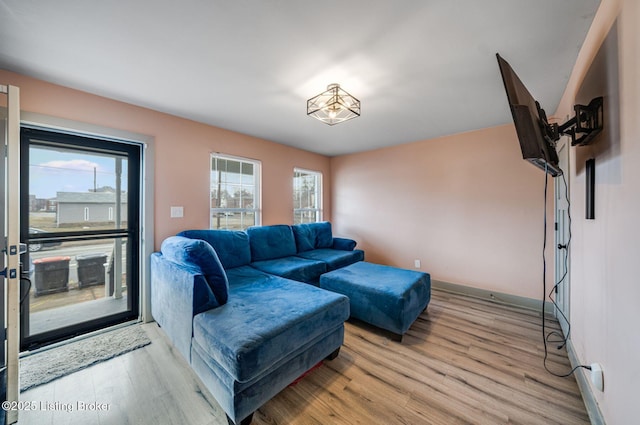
[[20, 127, 141, 350]]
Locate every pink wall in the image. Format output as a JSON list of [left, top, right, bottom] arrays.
[[5, 4, 638, 419], [554, 0, 640, 422], [331, 124, 554, 300], [0, 70, 332, 249]]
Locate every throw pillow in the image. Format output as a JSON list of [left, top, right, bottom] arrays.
[[161, 236, 229, 305]]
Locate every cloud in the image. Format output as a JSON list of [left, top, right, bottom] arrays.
[[30, 160, 105, 198], [37, 159, 101, 173]]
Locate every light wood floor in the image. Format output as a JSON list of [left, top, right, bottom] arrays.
[[18, 289, 590, 425]]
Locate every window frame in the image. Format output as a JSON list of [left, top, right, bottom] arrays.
[[293, 167, 323, 224], [20, 126, 142, 350], [210, 153, 262, 230]]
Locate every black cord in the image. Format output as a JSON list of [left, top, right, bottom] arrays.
[[546, 172, 572, 349], [20, 276, 32, 304], [19, 261, 32, 304], [541, 164, 590, 377]]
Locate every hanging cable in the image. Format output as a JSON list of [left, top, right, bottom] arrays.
[[546, 172, 572, 350], [19, 262, 32, 305], [540, 163, 591, 377]]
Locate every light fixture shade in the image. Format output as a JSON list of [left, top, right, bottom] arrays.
[[307, 83, 360, 125]]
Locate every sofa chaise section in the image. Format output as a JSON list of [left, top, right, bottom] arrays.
[[151, 234, 350, 425], [191, 275, 349, 424]]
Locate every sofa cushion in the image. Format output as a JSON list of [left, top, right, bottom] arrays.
[[246, 225, 297, 261], [250, 256, 327, 283], [178, 229, 251, 269], [296, 248, 365, 271], [225, 264, 274, 285], [160, 236, 229, 305], [192, 276, 350, 383], [291, 223, 315, 252], [292, 222, 333, 251], [314, 222, 334, 248]]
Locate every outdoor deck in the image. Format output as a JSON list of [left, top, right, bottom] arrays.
[[26, 280, 128, 337]]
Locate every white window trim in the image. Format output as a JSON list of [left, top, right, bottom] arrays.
[[210, 153, 262, 229], [293, 167, 323, 223]]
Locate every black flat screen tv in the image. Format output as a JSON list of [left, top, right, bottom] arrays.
[[496, 53, 562, 177]]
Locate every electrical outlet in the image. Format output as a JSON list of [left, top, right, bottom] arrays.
[[590, 363, 604, 392], [414, 259, 421, 269]]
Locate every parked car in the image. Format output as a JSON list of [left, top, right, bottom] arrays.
[[28, 227, 62, 252]]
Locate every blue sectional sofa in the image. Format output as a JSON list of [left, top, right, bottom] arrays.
[[151, 222, 362, 424], [178, 222, 364, 284]]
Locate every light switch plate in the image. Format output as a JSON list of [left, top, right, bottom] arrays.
[[170, 206, 184, 218]]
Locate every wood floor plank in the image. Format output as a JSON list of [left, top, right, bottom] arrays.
[[255, 289, 589, 425], [19, 288, 590, 425]]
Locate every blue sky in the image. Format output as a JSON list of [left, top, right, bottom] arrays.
[[29, 147, 128, 199]]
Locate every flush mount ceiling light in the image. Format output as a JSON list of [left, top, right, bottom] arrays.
[[307, 83, 360, 126]]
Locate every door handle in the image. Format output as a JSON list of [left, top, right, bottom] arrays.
[[557, 243, 568, 250]]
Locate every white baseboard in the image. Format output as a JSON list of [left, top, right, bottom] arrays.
[[432, 279, 605, 425], [566, 340, 606, 425]]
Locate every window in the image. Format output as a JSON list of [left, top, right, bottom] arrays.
[[293, 168, 322, 224], [211, 154, 261, 230]]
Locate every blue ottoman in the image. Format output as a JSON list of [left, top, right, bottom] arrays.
[[319, 261, 431, 339]]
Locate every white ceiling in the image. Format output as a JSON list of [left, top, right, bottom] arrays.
[[0, 0, 601, 156]]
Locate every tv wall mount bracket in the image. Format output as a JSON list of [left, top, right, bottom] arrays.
[[550, 96, 604, 146]]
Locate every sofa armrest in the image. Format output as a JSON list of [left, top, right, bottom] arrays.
[[151, 253, 217, 362], [332, 237, 357, 251]]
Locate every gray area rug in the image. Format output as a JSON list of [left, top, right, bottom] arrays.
[[20, 325, 151, 392]]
